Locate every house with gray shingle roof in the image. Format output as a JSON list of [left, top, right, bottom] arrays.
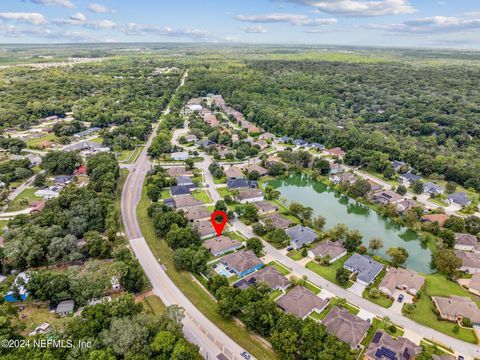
[[447, 192, 471, 207], [322, 306, 370, 348], [276, 286, 328, 319], [343, 254, 384, 286], [454, 233, 479, 252], [423, 182, 444, 196], [203, 236, 242, 256], [285, 225, 317, 250], [234, 266, 290, 291]]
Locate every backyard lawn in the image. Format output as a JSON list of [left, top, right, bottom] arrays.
[[192, 189, 212, 204], [6, 187, 42, 212], [140, 295, 166, 315], [287, 249, 305, 261], [305, 254, 354, 288], [404, 273, 478, 344], [26, 133, 57, 148], [363, 269, 393, 308]]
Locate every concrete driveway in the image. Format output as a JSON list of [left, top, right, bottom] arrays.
[[390, 290, 412, 314], [348, 282, 366, 296]]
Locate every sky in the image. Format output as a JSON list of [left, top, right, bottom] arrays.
[[0, 0, 479, 48]]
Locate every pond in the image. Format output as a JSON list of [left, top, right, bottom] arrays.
[[268, 173, 433, 274]]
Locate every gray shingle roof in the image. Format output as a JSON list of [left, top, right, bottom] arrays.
[[285, 225, 317, 248], [343, 254, 383, 284]]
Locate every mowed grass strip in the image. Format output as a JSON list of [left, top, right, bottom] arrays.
[[136, 185, 276, 359]]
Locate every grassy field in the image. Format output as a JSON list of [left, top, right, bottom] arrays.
[[6, 187, 42, 212], [305, 255, 354, 289], [404, 273, 478, 343], [26, 133, 57, 148], [18, 304, 71, 336], [136, 185, 277, 359], [267, 261, 291, 275], [141, 295, 167, 315], [192, 189, 212, 204], [286, 249, 305, 261]]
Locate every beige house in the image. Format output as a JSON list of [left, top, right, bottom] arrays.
[[174, 195, 204, 209], [276, 286, 328, 319], [364, 330, 421, 360], [308, 240, 347, 264], [464, 273, 480, 296], [432, 296, 480, 325], [322, 306, 370, 348], [454, 233, 479, 252], [379, 267, 425, 297], [203, 236, 242, 256], [253, 201, 278, 216], [455, 250, 480, 274]]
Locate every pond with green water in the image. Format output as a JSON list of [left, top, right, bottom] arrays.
[[268, 173, 433, 274]]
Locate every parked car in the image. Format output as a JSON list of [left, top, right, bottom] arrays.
[[240, 351, 251, 359], [287, 246, 294, 251], [397, 294, 404, 303]]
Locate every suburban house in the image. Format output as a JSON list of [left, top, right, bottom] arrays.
[[293, 139, 308, 147], [194, 220, 217, 239], [254, 140, 268, 149], [399, 172, 422, 186], [54, 175, 73, 185], [170, 185, 192, 197], [185, 134, 198, 142], [167, 167, 193, 177], [308, 240, 347, 264], [322, 306, 370, 349], [227, 178, 257, 190], [253, 201, 278, 216], [234, 266, 290, 291], [261, 213, 292, 229], [421, 213, 448, 228], [35, 186, 61, 199], [4, 272, 30, 302], [203, 236, 242, 256], [173, 195, 204, 209], [244, 164, 268, 177], [432, 296, 480, 325], [259, 132, 275, 140], [285, 225, 317, 250], [55, 300, 75, 317], [367, 180, 383, 193], [30, 200, 46, 213], [276, 286, 328, 319], [224, 166, 244, 179], [343, 254, 384, 286], [455, 251, 480, 274], [163, 198, 176, 209], [221, 250, 264, 277], [364, 330, 421, 360], [176, 176, 194, 186], [236, 189, 264, 204], [423, 182, 444, 196], [464, 273, 480, 296], [279, 136, 292, 143], [171, 152, 189, 161], [332, 172, 357, 185], [447, 192, 471, 207], [391, 160, 407, 172], [266, 156, 285, 167], [372, 189, 404, 205], [307, 142, 325, 150], [184, 206, 211, 222], [329, 163, 344, 175], [378, 267, 425, 297], [396, 199, 420, 215], [64, 140, 102, 152], [454, 233, 479, 252], [196, 139, 215, 148], [324, 147, 346, 158], [73, 127, 101, 138]]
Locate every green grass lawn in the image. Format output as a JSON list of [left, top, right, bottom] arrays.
[[127, 146, 144, 164], [192, 189, 212, 203], [269, 289, 283, 300], [287, 249, 305, 261], [429, 197, 449, 207], [303, 281, 321, 295], [218, 187, 233, 198], [0, 220, 9, 229], [305, 255, 354, 289], [26, 133, 57, 148], [136, 185, 277, 359], [141, 295, 166, 315], [267, 261, 291, 275], [362, 268, 393, 308], [404, 273, 478, 344], [6, 187, 42, 212], [226, 231, 248, 242], [213, 177, 227, 184], [89, 136, 103, 144], [117, 149, 135, 162]]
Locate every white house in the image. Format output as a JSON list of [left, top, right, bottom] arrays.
[[171, 152, 190, 161]]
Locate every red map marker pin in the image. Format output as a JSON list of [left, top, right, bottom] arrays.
[[211, 210, 228, 237]]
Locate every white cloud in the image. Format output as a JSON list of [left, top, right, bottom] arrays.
[[371, 15, 480, 33], [70, 12, 86, 22], [0, 12, 47, 25], [1, 24, 95, 42], [236, 12, 337, 26], [53, 13, 116, 29], [122, 22, 212, 40], [287, 0, 416, 17], [243, 25, 267, 33], [88, 3, 115, 14], [31, 0, 74, 9]]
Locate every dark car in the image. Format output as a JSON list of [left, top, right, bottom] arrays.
[[287, 246, 294, 251], [397, 294, 404, 303]]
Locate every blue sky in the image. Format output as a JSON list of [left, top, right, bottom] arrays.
[[0, 0, 479, 48]]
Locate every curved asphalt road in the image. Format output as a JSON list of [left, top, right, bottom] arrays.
[[121, 71, 248, 360]]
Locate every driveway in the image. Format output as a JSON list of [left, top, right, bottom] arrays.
[[348, 282, 366, 296], [390, 290, 412, 314]]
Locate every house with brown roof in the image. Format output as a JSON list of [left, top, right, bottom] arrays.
[[372, 189, 404, 205], [253, 140, 268, 149], [30, 200, 46, 213], [396, 199, 421, 215], [308, 240, 347, 264], [331, 172, 357, 185], [236, 189, 264, 204], [193, 220, 217, 239], [379, 267, 425, 297], [421, 213, 448, 228], [364, 330, 421, 360], [234, 266, 290, 291], [221, 250, 263, 277], [464, 273, 480, 296], [203, 236, 242, 256], [173, 195, 204, 209], [167, 167, 193, 178], [266, 156, 284, 167], [253, 201, 278, 216], [455, 250, 480, 274], [368, 180, 383, 193], [261, 213, 292, 229], [224, 166, 244, 179], [276, 286, 328, 319], [322, 306, 370, 348], [432, 296, 480, 325], [454, 233, 479, 252], [324, 147, 346, 158], [184, 206, 211, 222], [244, 164, 268, 177], [259, 132, 275, 140]]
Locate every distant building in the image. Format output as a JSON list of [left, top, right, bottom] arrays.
[[455, 251, 480, 274], [447, 192, 471, 207], [343, 254, 383, 286], [285, 225, 317, 250], [166, 167, 193, 178], [259, 132, 275, 140], [224, 166, 244, 179], [196, 139, 215, 148], [55, 300, 75, 317], [221, 250, 263, 277], [244, 164, 268, 177], [293, 139, 308, 147], [170, 185, 192, 197], [324, 147, 346, 158], [308, 240, 346, 264], [391, 160, 407, 172], [322, 306, 370, 348], [253, 201, 278, 216], [54, 175, 73, 185], [171, 152, 189, 161], [276, 286, 327, 319], [173, 195, 204, 209], [329, 163, 344, 175], [423, 182, 444, 196], [184, 206, 211, 222], [227, 178, 257, 190], [73, 127, 101, 138], [372, 189, 404, 205], [261, 213, 292, 230], [399, 172, 422, 186], [35, 186, 61, 199], [396, 199, 420, 215], [464, 273, 480, 296], [194, 220, 217, 239], [331, 172, 357, 185], [421, 213, 448, 228], [185, 134, 198, 142], [29, 323, 51, 337], [308, 143, 325, 150], [203, 236, 242, 256], [176, 176, 194, 186]]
